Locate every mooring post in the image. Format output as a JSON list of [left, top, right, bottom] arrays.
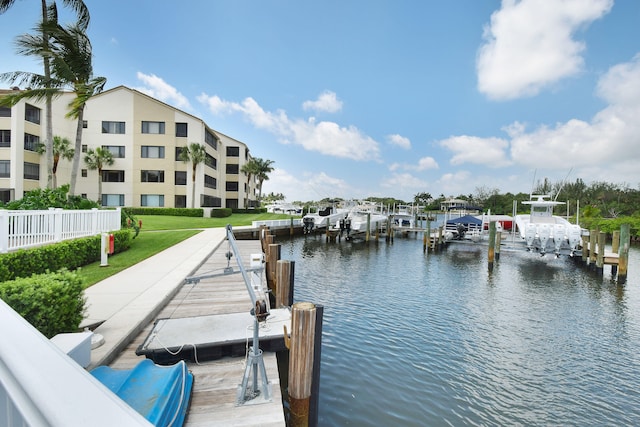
[[290, 217, 294, 237], [276, 260, 295, 307], [288, 302, 317, 427], [581, 234, 589, 265], [596, 231, 606, 275], [495, 230, 501, 260], [619, 223, 630, 284], [488, 221, 496, 272], [267, 243, 281, 300], [612, 230, 620, 275], [365, 213, 371, 243], [589, 229, 598, 269]]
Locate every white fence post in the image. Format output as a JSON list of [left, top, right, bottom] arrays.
[[0, 210, 8, 253], [54, 208, 63, 243]]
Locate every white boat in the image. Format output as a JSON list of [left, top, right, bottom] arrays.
[[341, 202, 388, 238], [514, 195, 584, 256], [264, 201, 302, 215], [391, 204, 417, 230], [302, 204, 348, 234]]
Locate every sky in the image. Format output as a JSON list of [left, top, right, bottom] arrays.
[[1, 0, 639, 203]]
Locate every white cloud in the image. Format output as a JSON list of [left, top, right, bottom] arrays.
[[436, 171, 473, 196], [135, 72, 192, 110], [508, 54, 640, 169], [387, 134, 411, 149], [389, 156, 439, 172], [477, 0, 613, 100], [262, 169, 354, 201], [380, 172, 429, 196], [198, 93, 381, 161], [439, 135, 511, 167], [302, 91, 343, 113]]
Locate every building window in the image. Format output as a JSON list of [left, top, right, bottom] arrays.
[[226, 164, 239, 174], [141, 194, 164, 207], [175, 146, 184, 161], [102, 145, 125, 158], [0, 107, 10, 117], [102, 170, 125, 182], [82, 120, 88, 128], [102, 121, 125, 134], [205, 153, 217, 169], [0, 130, 10, 147], [226, 199, 239, 209], [82, 144, 87, 153], [226, 146, 239, 157], [0, 160, 10, 178], [205, 174, 216, 189], [141, 145, 165, 158], [102, 194, 125, 206], [175, 195, 187, 208], [81, 193, 87, 199], [175, 122, 187, 137], [23, 162, 40, 180], [205, 130, 217, 150], [24, 133, 39, 151], [141, 121, 165, 134], [226, 181, 238, 191], [141, 170, 164, 183], [201, 195, 221, 208], [81, 169, 87, 177], [175, 171, 187, 185], [25, 104, 40, 124]]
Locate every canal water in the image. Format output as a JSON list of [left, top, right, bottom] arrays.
[[278, 233, 640, 426]]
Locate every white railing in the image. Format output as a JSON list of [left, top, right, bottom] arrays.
[[0, 208, 121, 253], [252, 219, 303, 228], [0, 298, 152, 427]]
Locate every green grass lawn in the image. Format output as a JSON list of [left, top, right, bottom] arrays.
[[76, 213, 297, 288], [136, 212, 294, 230]]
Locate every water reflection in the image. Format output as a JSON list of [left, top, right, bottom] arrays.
[[277, 234, 640, 426]]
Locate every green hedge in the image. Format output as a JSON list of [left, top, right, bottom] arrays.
[[0, 229, 132, 282], [232, 208, 267, 214], [211, 208, 233, 218], [0, 269, 85, 338], [123, 207, 204, 217]]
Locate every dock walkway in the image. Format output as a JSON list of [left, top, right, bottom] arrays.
[[85, 227, 286, 426]]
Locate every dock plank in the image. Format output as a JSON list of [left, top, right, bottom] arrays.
[[108, 240, 286, 426]]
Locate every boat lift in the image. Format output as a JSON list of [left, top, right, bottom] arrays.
[[184, 224, 272, 405]]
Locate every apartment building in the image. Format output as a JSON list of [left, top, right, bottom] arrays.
[[0, 86, 257, 209]]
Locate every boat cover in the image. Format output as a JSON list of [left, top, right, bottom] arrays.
[[91, 359, 193, 427], [445, 215, 482, 226]]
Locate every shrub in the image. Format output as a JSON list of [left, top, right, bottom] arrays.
[[0, 269, 85, 338], [2, 185, 99, 210], [123, 207, 203, 217], [0, 229, 132, 282], [211, 208, 233, 218]]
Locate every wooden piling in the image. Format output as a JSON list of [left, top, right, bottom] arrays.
[[612, 230, 620, 275], [589, 229, 597, 268], [495, 231, 501, 260], [288, 302, 317, 427], [276, 260, 295, 308], [488, 221, 496, 272], [581, 234, 589, 264], [267, 243, 281, 299], [365, 213, 371, 243], [619, 223, 630, 284], [290, 217, 294, 236], [596, 231, 606, 275]]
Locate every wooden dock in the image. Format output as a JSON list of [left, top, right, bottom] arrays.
[[108, 239, 287, 426]]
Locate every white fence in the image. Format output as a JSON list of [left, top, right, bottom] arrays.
[[0, 208, 122, 253], [251, 218, 303, 228]]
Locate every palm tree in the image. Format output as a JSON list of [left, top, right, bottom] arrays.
[[0, 0, 89, 189], [178, 143, 206, 208], [240, 158, 260, 208], [46, 20, 106, 196], [252, 158, 274, 207], [84, 147, 113, 205], [37, 135, 73, 189]]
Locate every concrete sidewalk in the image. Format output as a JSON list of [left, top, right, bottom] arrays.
[[83, 227, 228, 369]]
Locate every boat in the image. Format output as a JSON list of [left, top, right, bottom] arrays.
[[302, 204, 348, 234], [514, 195, 584, 256], [444, 215, 484, 241], [339, 201, 388, 239], [391, 204, 418, 230], [264, 201, 302, 215]]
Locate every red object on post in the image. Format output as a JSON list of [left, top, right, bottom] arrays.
[[108, 234, 115, 254], [138, 220, 142, 229]]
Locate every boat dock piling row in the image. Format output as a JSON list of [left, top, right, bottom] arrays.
[[576, 224, 630, 284], [260, 226, 323, 427]]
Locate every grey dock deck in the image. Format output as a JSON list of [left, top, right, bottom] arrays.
[[108, 239, 287, 427]]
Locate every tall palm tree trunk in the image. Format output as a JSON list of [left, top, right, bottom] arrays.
[[69, 104, 84, 195], [41, 0, 54, 189]]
